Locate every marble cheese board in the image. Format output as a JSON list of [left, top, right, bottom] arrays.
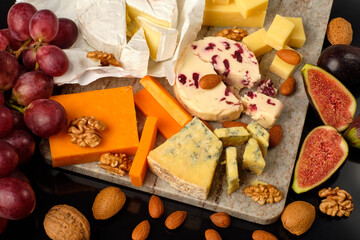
[[40, 0, 333, 224]]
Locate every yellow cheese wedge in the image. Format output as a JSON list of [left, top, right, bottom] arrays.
[[212, 0, 230, 4], [235, 0, 268, 19], [242, 28, 272, 57], [203, 0, 266, 27], [270, 46, 302, 79], [265, 14, 295, 50], [214, 127, 249, 147], [225, 147, 240, 194], [285, 17, 306, 48]]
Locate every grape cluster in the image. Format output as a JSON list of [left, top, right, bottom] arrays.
[[0, 3, 76, 233]]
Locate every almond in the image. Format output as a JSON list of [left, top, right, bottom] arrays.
[[199, 74, 223, 89], [148, 195, 164, 219], [327, 17, 353, 45], [221, 121, 247, 129], [132, 220, 150, 240], [252, 230, 278, 240], [92, 186, 126, 220], [205, 229, 222, 240], [209, 212, 230, 228], [280, 76, 296, 96], [269, 125, 283, 147], [165, 211, 187, 230], [276, 49, 301, 65]]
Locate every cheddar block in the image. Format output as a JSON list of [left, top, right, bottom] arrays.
[[134, 89, 183, 139], [203, 0, 266, 27], [270, 46, 302, 79], [139, 75, 192, 127], [265, 14, 295, 50], [242, 28, 272, 57], [286, 17, 306, 48], [49, 87, 139, 167], [235, 0, 268, 19], [212, 0, 229, 4], [129, 116, 158, 187]]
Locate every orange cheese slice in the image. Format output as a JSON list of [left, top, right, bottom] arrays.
[[139, 75, 192, 127], [49, 87, 139, 167], [129, 116, 158, 187]]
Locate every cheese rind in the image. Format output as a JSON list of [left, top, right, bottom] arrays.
[[147, 117, 223, 199], [225, 147, 239, 194], [246, 122, 269, 156], [235, 0, 268, 19], [286, 17, 306, 48], [203, 0, 266, 27], [242, 138, 266, 175], [242, 28, 272, 57], [214, 127, 250, 147], [265, 14, 295, 50]]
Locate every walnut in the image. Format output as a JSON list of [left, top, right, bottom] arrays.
[[243, 184, 282, 205], [98, 153, 132, 176], [318, 187, 354, 217], [68, 116, 106, 148], [86, 51, 122, 67], [216, 27, 248, 41]]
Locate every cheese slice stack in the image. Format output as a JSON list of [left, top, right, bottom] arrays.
[[76, 0, 127, 60]]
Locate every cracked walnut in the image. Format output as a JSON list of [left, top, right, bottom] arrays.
[[243, 184, 282, 205], [216, 27, 248, 41], [318, 187, 354, 217], [99, 153, 132, 176]]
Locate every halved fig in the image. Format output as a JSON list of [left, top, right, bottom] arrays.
[[301, 64, 356, 132], [343, 114, 360, 148], [292, 126, 348, 194]]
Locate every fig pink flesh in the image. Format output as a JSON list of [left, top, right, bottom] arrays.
[[297, 128, 344, 188], [307, 69, 353, 129]]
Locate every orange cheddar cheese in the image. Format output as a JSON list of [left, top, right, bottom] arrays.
[[134, 89, 184, 139], [49, 87, 139, 167], [139, 75, 192, 127], [129, 116, 158, 187]]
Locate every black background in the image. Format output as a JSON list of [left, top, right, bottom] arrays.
[[1, 0, 360, 239]]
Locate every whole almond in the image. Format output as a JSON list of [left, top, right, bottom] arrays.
[[210, 212, 231, 228], [148, 195, 164, 218], [92, 186, 126, 220], [205, 229, 222, 240], [165, 211, 187, 230], [199, 74, 223, 89], [327, 17, 353, 45], [221, 121, 247, 129], [252, 230, 278, 240], [269, 125, 283, 147], [280, 76, 296, 96], [276, 49, 301, 65], [132, 220, 150, 240]]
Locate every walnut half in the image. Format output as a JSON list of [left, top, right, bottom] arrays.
[[318, 187, 354, 217], [86, 51, 122, 67], [216, 27, 248, 41], [243, 184, 282, 205], [98, 153, 132, 176]]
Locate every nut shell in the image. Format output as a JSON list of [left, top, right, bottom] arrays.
[[281, 201, 315, 236], [43, 204, 90, 240], [92, 186, 126, 220], [327, 17, 353, 45]]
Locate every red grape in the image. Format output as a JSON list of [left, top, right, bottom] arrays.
[[18, 64, 27, 77], [12, 70, 54, 106], [0, 30, 10, 51], [7, 3, 37, 41], [0, 217, 7, 235], [50, 18, 78, 49], [0, 141, 19, 178], [9, 170, 31, 185], [24, 99, 68, 138], [36, 45, 69, 76], [11, 110, 27, 130], [29, 9, 58, 43], [0, 50, 19, 91], [0, 105, 14, 138], [0, 177, 36, 220], [0, 92, 4, 105], [2, 130, 35, 166], [21, 41, 38, 70]]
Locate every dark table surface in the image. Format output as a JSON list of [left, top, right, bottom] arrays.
[[1, 1, 360, 239]]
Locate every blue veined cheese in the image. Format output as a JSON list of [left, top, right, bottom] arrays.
[[246, 122, 269, 156], [225, 147, 239, 194], [242, 138, 266, 175], [147, 117, 223, 199], [214, 127, 249, 147]]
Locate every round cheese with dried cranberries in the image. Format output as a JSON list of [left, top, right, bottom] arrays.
[[174, 36, 261, 122]]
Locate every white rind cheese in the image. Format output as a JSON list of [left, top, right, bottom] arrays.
[[137, 16, 179, 61], [76, 0, 127, 60], [147, 117, 223, 200], [174, 46, 242, 121], [225, 147, 240, 194]]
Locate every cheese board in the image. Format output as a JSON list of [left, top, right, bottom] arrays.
[[39, 0, 334, 224]]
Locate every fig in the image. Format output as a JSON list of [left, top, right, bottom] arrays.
[[317, 44, 360, 88], [343, 114, 360, 148], [292, 126, 348, 194], [301, 64, 356, 132]]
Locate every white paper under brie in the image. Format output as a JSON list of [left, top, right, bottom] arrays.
[[16, 0, 205, 86]]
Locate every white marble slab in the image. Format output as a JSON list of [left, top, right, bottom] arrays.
[[41, 0, 334, 224]]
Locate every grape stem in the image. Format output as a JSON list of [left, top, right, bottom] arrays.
[[14, 38, 32, 60], [5, 100, 25, 114]]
